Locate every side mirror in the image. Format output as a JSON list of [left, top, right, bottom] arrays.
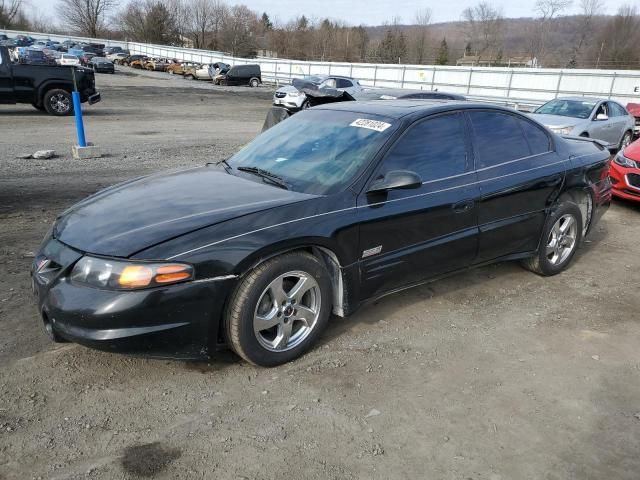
[[595, 113, 608, 121], [367, 170, 422, 194]]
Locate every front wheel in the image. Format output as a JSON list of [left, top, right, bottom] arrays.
[[43, 89, 73, 116], [521, 202, 583, 276], [225, 252, 332, 366], [619, 131, 633, 150]]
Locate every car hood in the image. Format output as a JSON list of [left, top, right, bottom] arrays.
[[528, 113, 581, 129], [54, 167, 314, 257]]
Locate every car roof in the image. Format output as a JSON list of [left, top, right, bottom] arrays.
[[313, 99, 503, 120], [554, 96, 604, 103]]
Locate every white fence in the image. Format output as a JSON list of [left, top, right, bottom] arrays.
[[3, 28, 640, 108]]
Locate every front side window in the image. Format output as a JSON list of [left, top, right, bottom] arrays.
[[227, 109, 398, 195], [468, 111, 531, 168], [380, 113, 468, 181]]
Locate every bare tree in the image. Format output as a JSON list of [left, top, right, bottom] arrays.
[[220, 4, 257, 57], [591, 4, 640, 69], [118, 0, 180, 44], [57, 0, 118, 37], [186, 0, 226, 49], [461, 2, 504, 57], [0, 0, 22, 28], [567, 0, 603, 67], [528, 0, 572, 62], [410, 8, 432, 64]]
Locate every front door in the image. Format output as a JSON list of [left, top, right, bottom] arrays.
[[357, 112, 480, 299]]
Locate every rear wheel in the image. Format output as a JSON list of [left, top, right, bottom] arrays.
[[521, 202, 583, 276], [249, 78, 260, 88], [43, 89, 73, 116], [225, 252, 332, 366], [185, 74, 194, 80]]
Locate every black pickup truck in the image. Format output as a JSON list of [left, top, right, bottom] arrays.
[[0, 46, 100, 116]]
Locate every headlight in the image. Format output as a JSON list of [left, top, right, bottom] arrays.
[[614, 151, 638, 169], [70, 256, 194, 290], [287, 91, 302, 97], [551, 126, 574, 135]]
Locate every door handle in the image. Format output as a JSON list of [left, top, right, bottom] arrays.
[[452, 199, 474, 213]]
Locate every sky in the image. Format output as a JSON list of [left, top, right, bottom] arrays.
[[26, 0, 632, 27]]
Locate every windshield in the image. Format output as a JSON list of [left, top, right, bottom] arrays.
[[535, 99, 597, 119], [227, 109, 397, 195]]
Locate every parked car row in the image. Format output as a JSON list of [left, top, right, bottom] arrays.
[[114, 56, 263, 87]]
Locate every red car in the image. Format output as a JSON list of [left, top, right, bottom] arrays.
[[610, 138, 640, 201], [627, 103, 640, 139]]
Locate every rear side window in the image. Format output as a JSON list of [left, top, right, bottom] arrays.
[[381, 113, 467, 181], [518, 119, 551, 154], [468, 111, 531, 168], [609, 102, 627, 117], [335, 78, 353, 88]]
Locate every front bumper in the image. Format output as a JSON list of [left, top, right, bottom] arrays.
[[273, 95, 304, 110], [31, 238, 234, 359], [609, 162, 640, 201]]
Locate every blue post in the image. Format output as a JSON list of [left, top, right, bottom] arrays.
[[72, 91, 87, 147]]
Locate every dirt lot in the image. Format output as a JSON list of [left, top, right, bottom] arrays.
[[1, 68, 640, 480]]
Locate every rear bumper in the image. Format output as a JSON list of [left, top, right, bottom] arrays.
[[87, 92, 101, 105]]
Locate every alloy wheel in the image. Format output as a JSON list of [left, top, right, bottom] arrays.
[[253, 270, 321, 352], [546, 214, 577, 266], [49, 94, 70, 114]]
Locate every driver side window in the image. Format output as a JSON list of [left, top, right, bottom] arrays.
[[594, 103, 607, 118], [380, 113, 468, 182]]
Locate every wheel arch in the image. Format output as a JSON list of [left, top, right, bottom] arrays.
[[557, 187, 594, 237], [233, 239, 352, 318], [37, 81, 72, 103]]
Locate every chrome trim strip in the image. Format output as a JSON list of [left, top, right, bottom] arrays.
[[169, 155, 581, 259], [167, 206, 357, 259], [191, 275, 239, 283]]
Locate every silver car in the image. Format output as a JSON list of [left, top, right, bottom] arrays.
[[530, 97, 635, 149], [273, 75, 363, 111]]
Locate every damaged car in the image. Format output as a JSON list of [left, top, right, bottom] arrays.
[[31, 101, 611, 366], [274, 75, 362, 111]]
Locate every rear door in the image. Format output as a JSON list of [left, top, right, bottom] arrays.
[[607, 102, 630, 145], [357, 112, 480, 298], [0, 49, 15, 104], [468, 110, 564, 263]]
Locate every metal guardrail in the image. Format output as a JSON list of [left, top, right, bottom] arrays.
[[3, 28, 640, 108]]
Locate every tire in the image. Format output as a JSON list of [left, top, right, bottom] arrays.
[[168, 69, 174, 75], [301, 99, 310, 110], [43, 89, 73, 116], [32, 103, 45, 111], [225, 252, 332, 366], [619, 130, 633, 150], [521, 201, 583, 276], [185, 74, 194, 80], [249, 78, 259, 88]]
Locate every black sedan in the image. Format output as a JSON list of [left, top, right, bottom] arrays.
[[88, 57, 115, 73], [31, 101, 611, 366]]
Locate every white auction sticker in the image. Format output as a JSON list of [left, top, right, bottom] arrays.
[[350, 118, 392, 132]]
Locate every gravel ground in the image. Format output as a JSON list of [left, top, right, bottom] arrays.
[[1, 67, 640, 480]]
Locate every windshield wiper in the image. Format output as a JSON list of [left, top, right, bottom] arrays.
[[237, 166, 290, 190], [208, 159, 233, 174]]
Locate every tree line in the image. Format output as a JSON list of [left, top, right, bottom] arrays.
[[2, 0, 639, 69]]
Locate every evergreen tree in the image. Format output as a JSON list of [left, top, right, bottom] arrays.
[[436, 37, 449, 65]]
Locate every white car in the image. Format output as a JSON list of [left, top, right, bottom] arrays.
[[273, 75, 363, 111], [107, 52, 127, 63], [184, 64, 214, 80], [58, 54, 81, 66]]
